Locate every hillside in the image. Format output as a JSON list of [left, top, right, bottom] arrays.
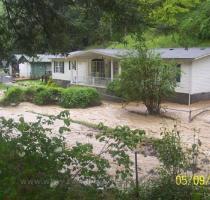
[[108, 31, 210, 49]]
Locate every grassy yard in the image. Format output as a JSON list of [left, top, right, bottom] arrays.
[[0, 80, 45, 91], [14, 80, 45, 88]]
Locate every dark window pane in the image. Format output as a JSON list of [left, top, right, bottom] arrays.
[[176, 64, 181, 82]]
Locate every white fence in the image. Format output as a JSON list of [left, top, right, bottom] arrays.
[[75, 76, 113, 87]]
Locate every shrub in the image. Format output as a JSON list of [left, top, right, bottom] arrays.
[[33, 87, 63, 105], [107, 80, 123, 98], [0, 87, 24, 105], [59, 87, 101, 108], [23, 87, 37, 102], [1, 85, 100, 108], [138, 173, 193, 200]]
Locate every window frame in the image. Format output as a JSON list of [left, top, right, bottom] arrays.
[[54, 61, 64, 73]]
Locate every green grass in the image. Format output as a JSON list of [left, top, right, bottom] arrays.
[[14, 80, 45, 88]]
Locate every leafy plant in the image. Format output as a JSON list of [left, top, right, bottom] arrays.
[[138, 126, 206, 200], [1, 85, 100, 108], [47, 78, 59, 88], [154, 126, 187, 177], [119, 43, 178, 114], [107, 79, 123, 98], [59, 87, 101, 108], [33, 87, 63, 105], [0, 87, 24, 105], [0, 111, 145, 199]]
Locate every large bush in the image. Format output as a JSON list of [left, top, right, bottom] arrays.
[[23, 87, 37, 102], [0, 87, 24, 105], [59, 87, 101, 108], [33, 87, 63, 105], [107, 80, 123, 98]]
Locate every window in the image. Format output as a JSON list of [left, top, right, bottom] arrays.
[[176, 64, 181, 82], [69, 60, 77, 70], [54, 61, 64, 73], [91, 59, 105, 77]]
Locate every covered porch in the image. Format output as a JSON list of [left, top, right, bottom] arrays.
[[68, 50, 122, 88]]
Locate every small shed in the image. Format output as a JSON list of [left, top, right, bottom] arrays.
[[9, 54, 55, 78]]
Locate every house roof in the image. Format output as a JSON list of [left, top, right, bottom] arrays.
[[154, 48, 210, 60], [65, 48, 210, 60], [16, 48, 210, 62], [14, 54, 62, 63], [67, 49, 131, 59]]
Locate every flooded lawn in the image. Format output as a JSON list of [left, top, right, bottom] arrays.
[[1, 100, 210, 178]]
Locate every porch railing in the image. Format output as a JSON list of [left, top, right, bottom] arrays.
[[73, 76, 114, 87]]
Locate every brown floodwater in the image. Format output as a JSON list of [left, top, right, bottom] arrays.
[[1, 100, 210, 178]]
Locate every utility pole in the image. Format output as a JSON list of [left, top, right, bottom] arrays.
[[135, 151, 139, 199]]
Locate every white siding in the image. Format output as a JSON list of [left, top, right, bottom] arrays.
[[191, 55, 210, 94], [52, 61, 71, 81], [175, 62, 191, 94], [19, 63, 31, 78]]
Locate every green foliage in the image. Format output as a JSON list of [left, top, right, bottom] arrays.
[[154, 126, 187, 176], [46, 78, 59, 88], [0, 85, 101, 108], [0, 111, 71, 199], [107, 79, 123, 98], [0, 0, 153, 56], [15, 80, 44, 88], [152, 0, 201, 27], [180, 1, 210, 41], [33, 87, 63, 105], [136, 126, 208, 200], [0, 87, 23, 105], [119, 44, 178, 114], [0, 111, 145, 199], [138, 173, 193, 200], [97, 123, 145, 180], [23, 87, 37, 102], [59, 87, 101, 108]]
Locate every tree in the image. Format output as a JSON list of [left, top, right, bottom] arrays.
[[180, 1, 210, 42], [0, 0, 153, 56], [152, 0, 201, 32], [119, 44, 178, 114], [0, 111, 145, 199]]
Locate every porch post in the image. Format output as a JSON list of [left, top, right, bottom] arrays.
[[119, 63, 122, 75], [111, 59, 114, 81]]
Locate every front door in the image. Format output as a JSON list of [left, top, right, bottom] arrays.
[[69, 61, 77, 83]]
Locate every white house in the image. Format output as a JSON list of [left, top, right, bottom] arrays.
[[51, 48, 210, 104]]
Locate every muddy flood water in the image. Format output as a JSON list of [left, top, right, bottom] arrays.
[[1, 100, 210, 180]]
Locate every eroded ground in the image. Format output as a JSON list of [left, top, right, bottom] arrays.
[[1, 100, 210, 179]]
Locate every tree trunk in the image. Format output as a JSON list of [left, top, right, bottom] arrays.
[[145, 103, 160, 115]]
